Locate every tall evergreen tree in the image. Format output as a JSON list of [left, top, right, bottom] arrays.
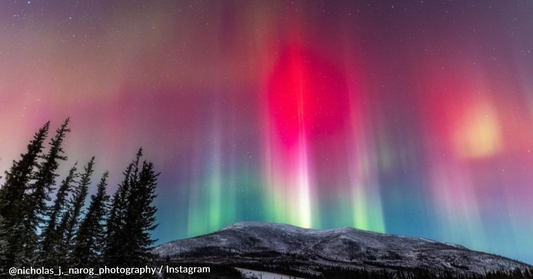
[[20, 118, 70, 264], [104, 148, 159, 275], [72, 171, 110, 268], [40, 162, 78, 266], [124, 160, 159, 266], [0, 121, 49, 270], [104, 149, 141, 267], [58, 157, 94, 266]]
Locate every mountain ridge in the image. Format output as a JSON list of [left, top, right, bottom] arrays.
[[153, 222, 532, 276]]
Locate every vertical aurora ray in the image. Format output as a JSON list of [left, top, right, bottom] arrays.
[[294, 47, 312, 228], [263, 45, 314, 228], [206, 127, 223, 232], [347, 86, 386, 233], [340, 40, 387, 232], [186, 132, 205, 237], [187, 92, 231, 236]]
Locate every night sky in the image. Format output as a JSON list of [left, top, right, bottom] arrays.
[[1, 0, 532, 264]]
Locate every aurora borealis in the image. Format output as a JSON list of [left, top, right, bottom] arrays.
[[0, 0, 532, 264]]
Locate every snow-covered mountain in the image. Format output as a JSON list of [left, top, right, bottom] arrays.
[[153, 222, 531, 275]]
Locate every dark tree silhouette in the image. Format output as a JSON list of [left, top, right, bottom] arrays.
[[40, 162, 78, 267], [0, 121, 49, 270], [104, 148, 159, 277], [72, 171, 110, 268], [124, 159, 159, 266], [104, 150, 139, 267], [58, 157, 94, 266], [20, 118, 70, 265]]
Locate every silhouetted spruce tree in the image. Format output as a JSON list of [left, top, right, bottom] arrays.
[[104, 148, 159, 273], [124, 159, 159, 266], [0, 121, 49, 270], [20, 118, 70, 265], [72, 171, 110, 268], [103, 150, 140, 267], [58, 157, 94, 265], [40, 162, 78, 267]]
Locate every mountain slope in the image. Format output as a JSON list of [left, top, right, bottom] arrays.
[[153, 222, 531, 276]]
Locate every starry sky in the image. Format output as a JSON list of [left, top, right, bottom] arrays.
[[1, 0, 532, 264]]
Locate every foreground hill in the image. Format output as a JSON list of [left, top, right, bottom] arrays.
[[153, 222, 531, 277]]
